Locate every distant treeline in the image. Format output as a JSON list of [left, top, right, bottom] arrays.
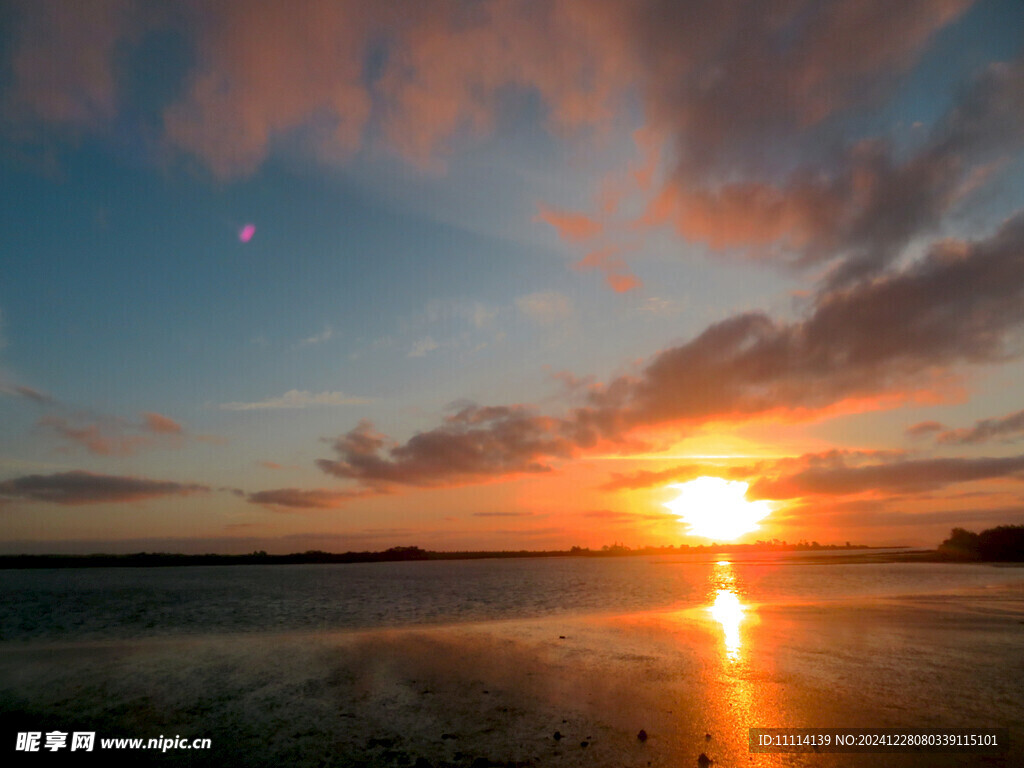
[[0, 540, 869, 569], [937, 525, 1024, 562]]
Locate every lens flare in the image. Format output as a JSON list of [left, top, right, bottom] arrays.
[[238, 223, 256, 243]]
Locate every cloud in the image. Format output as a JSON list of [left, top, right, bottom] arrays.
[[247, 487, 371, 510], [2, 0, 995, 319], [906, 420, 946, 439], [624, 0, 971, 172], [515, 292, 572, 324], [0, 383, 54, 405], [142, 411, 183, 434], [0, 471, 210, 505], [471, 511, 534, 517], [750, 453, 1024, 499], [641, 49, 1024, 288], [536, 204, 602, 242], [162, 1, 380, 178], [9, 0, 972, 183], [937, 408, 1024, 445], [423, 298, 499, 330], [37, 415, 150, 456], [38, 410, 190, 455], [580, 509, 673, 522], [4, 0, 132, 129], [600, 465, 712, 492], [314, 212, 1024, 493], [219, 390, 371, 410], [316, 412, 577, 488], [572, 246, 642, 293], [600, 212, 1024, 428], [408, 337, 439, 358], [596, 448, 904, 493], [298, 325, 334, 347]]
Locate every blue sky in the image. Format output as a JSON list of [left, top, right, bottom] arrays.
[[2, 0, 1024, 552]]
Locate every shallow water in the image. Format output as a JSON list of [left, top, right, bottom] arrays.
[[1, 551, 1021, 641], [2, 555, 1022, 766]]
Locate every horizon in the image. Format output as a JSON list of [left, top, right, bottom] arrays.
[[0, 536, 888, 558], [3, 1, 1024, 553]]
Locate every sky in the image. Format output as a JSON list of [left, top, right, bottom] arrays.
[[2, 0, 1024, 553]]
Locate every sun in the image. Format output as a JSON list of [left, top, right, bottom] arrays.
[[663, 476, 772, 541]]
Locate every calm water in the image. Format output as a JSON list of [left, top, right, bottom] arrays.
[[1, 551, 1022, 642]]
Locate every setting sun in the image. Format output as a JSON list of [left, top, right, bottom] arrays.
[[663, 477, 772, 541]]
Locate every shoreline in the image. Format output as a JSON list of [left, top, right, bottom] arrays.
[[0, 546, 913, 570]]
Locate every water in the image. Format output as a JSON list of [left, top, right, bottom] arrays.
[[2, 553, 1022, 766], [2, 551, 1021, 642]]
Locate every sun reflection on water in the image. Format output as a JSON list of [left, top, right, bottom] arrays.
[[707, 561, 747, 662], [709, 589, 746, 661]]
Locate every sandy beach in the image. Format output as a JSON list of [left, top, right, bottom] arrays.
[[3, 586, 1021, 767]]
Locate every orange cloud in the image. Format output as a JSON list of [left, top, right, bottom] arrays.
[[143, 412, 183, 434], [606, 273, 641, 293], [38, 415, 150, 456], [536, 204, 603, 242], [572, 246, 642, 293], [7, 0, 974, 185], [5, 0, 131, 127], [163, 0, 377, 178], [38, 410, 192, 455]]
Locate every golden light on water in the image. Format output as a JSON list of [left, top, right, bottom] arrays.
[[709, 589, 746, 661], [663, 476, 772, 541], [707, 560, 748, 662]]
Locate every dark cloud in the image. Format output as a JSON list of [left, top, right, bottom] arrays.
[[0, 471, 210, 505], [4, 0, 132, 128], [938, 408, 1024, 445], [0, 383, 55, 404], [906, 420, 946, 438], [621, 0, 971, 175], [316, 412, 577, 487], [318, 213, 1024, 492], [781, 499, 1024, 530], [640, 40, 1024, 289], [751, 454, 1024, 499], [608, 212, 1024, 427], [13, 385, 54, 404], [246, 487, 372, 510]]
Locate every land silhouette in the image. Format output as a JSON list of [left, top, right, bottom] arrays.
[[936, 525, 1024, 562], [2, 527, 1021, 569]]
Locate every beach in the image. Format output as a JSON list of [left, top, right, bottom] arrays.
[[3, 571, 1021, 767]]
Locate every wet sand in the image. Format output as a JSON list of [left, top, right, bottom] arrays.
[[2, 592, 1022, 767]]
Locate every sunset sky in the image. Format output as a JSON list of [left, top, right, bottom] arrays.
[[2, 0, 1024, 553]]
